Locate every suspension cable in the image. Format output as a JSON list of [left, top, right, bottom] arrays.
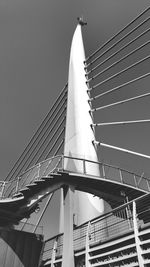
[[94, 141, 150, 160], [87, 28, 150, 75], [25, 114, 66, 168], [32, 106, 66, 164], [88, 55, 150, 91], [35, 116, 66, 164], [93, 119, 150, 127], [54, 139, 64, 156], [12, 110, 66, 179], [87, 40, 150, 83], [85, 6, 150, 62], [91, 91, 150, 112], [5, 84, 67, 181], [33, 193, 54, 234], [85, 16, 149, 68], [89, 73, 150, 101], [45, 127, 65, 159], [7, 100, 67, 180]]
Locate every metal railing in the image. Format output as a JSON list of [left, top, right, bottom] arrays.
[[42, 196, 136, 262], [63, 155, 150, 192], [0, 154, 150, 199], [0, 155, 63, 199], [42, 193, 150, 263]]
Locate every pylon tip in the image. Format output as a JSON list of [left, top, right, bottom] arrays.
[[77, 17, 87, 26]]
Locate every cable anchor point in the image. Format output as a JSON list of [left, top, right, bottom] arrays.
[[77, 16, 87, 26]]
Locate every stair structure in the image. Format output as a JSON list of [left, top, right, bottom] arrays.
[[0, 155, 149, 227]]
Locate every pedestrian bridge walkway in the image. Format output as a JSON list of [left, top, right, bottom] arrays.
[[0, 155, 149, 226]]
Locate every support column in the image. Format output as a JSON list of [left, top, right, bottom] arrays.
[[59, 188, 64, 233], [62, 185, 75, 267], [133, 201, 144, 267], [64, 22, 108, 227]]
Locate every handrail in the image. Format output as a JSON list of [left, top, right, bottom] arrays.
[[63, 155, 150, 181], [0, 154, 150, 199], [0, 154, 149, 184], [0, 155, 63, 198], [43, 193, 150, 263]]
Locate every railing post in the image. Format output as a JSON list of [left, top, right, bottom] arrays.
[[83, 159, 86, 174], [119, 169, 123, 184], [37, 163, 41, 180], [125, 197, 133, 229], [0, 182, 6, 199], [133, 201, 144, 267], [43, 159, 52, 176], [15, 177, 20, 194], [146, 179, 150, 191], [55, 156, 62, 172], [102, 164, 105, 178], [133, 174, 138, 188], [61, 155, 64, 171], [85, 222, 92, 267], [51, 237, 58, 267]]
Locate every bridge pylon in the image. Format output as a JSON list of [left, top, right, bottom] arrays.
[[62, 22, 109, 267]]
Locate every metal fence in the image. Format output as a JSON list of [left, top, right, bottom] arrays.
[[42, 193, 150, 263], [42, 196, 136, 262], [0, 155, 150, 199]]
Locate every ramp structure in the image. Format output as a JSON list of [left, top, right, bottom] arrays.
[[0, 6, 150, 267]]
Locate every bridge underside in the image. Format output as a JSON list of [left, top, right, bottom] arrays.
[[0, 170, 146, 227]]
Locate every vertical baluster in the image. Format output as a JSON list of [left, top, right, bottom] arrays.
[[85, 222, 92, 267], [61, 155, 64, 170], [119, 169, 123, 183], [133, 174, 138, 188], [0, 182, 6, 199], [15, 177, 21, 194], [146, 179, 150, 192], [83, 159, 86, 174], [102, 164, 105, 178]]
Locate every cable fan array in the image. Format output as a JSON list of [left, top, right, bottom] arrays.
[[5, 84, 68, 182], [85, 6, 150, 159], [4, 7, 150, 183]]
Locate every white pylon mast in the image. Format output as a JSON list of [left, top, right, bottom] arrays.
[[64, 21, 107, 225], [62, 20, 109, 267], [64, 24, 100, 175]]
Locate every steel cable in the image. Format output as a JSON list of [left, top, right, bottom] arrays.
[[93, 119, 150, 127], [6, 96, 67, 181], [88, 55, 150, 91], [5, 84, 67, 181], [10, 107, 66, 180], [34, 116, 66, 164], [85, 6, 149, 62], [85, 16, 149, 68], [45, 128, 65, 159], [91, 91, 150, 112], [89, 73, 150, 101], [87, 28, 150, 76], [87, 40, 150, 83]]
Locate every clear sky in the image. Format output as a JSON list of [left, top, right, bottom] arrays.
[[0, 0, 150, 239]]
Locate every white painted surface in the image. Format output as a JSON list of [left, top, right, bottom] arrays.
[[64, 25, 107, 225], [64, 25, 99, 175]]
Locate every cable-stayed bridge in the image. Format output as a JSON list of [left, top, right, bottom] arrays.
[[0, 6, 150, 267]]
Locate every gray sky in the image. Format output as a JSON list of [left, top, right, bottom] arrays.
[[0, 0, 150, 238]]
